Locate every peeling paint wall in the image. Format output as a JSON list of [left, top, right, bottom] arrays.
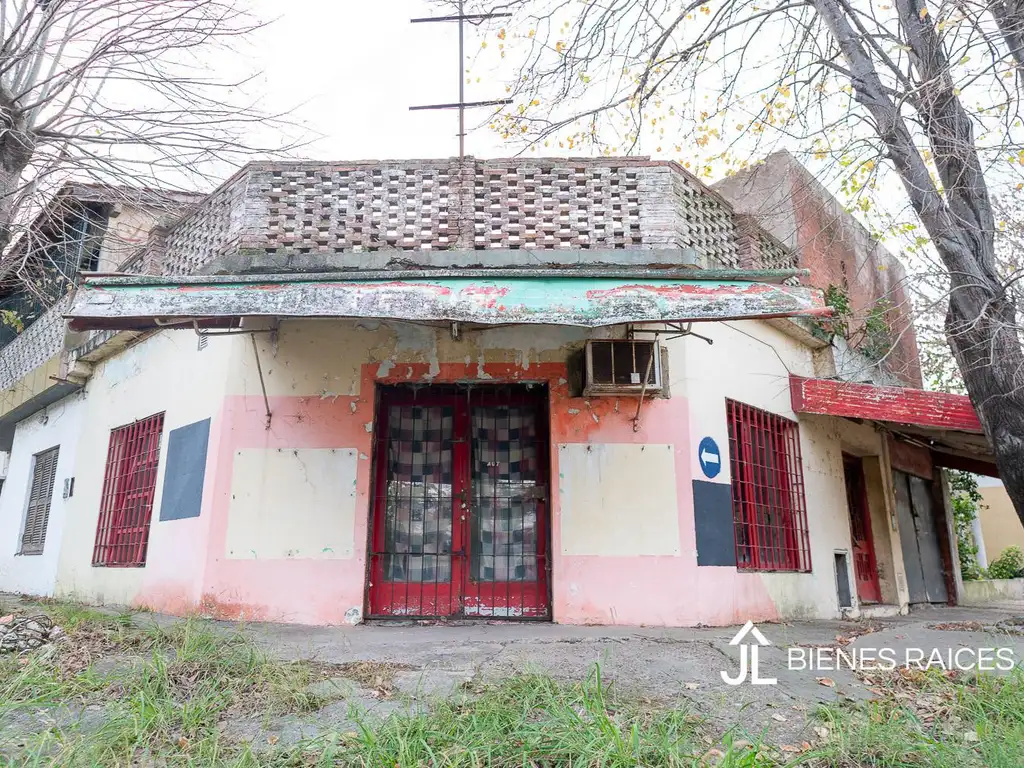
[[47, 315, 900, 626], [0, 392, 85, 596], [54, 331, 232, 612], [668, 320, 877, 619]]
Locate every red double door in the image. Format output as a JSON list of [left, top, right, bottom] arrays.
[[368, 386, 550, 619]]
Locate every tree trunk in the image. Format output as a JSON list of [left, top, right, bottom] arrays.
[[0, 92, 35, 257], [945, 267, 1024, 524], [992, 1, 1024, 74]]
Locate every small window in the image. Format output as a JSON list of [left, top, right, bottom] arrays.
[[726, 399, 811, 572], [92, 413, 165, 567], [19, 447, 60, 555]]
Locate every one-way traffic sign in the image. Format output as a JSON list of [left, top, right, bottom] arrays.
[[698, 436, 722, 479]]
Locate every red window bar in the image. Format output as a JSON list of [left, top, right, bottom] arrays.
[[92, 412, 165, 567], [726, 399, 811, 572]]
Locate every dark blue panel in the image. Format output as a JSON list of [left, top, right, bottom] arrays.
[[158, 418, 211, 522], [693, 479, 737, 567]]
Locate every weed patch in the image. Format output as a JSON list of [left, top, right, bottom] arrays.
[[1, 599, 1021, 767]]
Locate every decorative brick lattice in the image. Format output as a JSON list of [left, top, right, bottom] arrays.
[[257, 163, 465, 254], [161, 174, 246, 276], [670, 171, 740, 268], [733, 214, 798, 272], [151, 158, 795, 274], [0, 295, 70, 390], [758, 233, 798, 271], [472, 163, 642, 249]]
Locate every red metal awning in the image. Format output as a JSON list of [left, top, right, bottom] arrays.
[[789, 375, 997, 475]]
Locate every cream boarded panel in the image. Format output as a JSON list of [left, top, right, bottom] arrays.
[[226, 448, 357, 560], [558, 443, 680, 556]]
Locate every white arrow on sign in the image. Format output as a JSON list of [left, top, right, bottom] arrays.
[[700, 449, 720, 465]]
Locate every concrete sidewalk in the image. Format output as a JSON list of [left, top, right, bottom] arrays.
[[230, 604, 1024, 744]]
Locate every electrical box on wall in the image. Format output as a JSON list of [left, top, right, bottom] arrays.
[[583, 339, 662, 396]]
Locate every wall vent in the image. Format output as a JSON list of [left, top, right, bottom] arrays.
[[583, 339, 662, 396]]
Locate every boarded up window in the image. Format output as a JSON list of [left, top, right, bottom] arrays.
[[92, 413, 164, 567], [158, 418, 211, 522], [20, 447, 60, 555]]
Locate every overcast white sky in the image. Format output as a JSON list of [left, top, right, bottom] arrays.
[[245, 0, 513, 161]]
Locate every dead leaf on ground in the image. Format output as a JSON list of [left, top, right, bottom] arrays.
[[816, 677, 836, 687], [929, 622, 985, 632], [771, 713, 787, 722]]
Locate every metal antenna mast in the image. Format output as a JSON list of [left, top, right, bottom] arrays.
[[410, 2, 512, 159]]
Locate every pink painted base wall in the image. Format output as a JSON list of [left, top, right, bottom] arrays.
[[135, 360, 779, 626]]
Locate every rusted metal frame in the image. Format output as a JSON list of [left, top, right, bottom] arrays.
[[777, 420, 800, 571], [727, 400, 810, 573], [631, 353, 656, 432], [791, 423, 812, 572], [250, 335, 272, 431], [630, 322, 715, 345], [82, 267, 813, 287], [93, 413, 163, 567]]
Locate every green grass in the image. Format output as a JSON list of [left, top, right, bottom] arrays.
[[799, 668, 1024, 768], [1, 600, 1023, 767]]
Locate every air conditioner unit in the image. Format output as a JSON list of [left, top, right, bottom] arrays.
[[583, 339, 662, 396]]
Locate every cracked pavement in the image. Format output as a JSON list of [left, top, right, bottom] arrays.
[[212, 603, 1024, 745]]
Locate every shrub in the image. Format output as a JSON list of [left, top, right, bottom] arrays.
[[987, 546, 1024, 580], [950, 471, 984, 580]]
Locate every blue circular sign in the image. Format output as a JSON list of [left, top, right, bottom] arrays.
[[698, 436, 722, 479]]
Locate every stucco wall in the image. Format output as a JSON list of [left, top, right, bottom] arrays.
[[97, 204, 163, 272], [977, 478, 1024, 563], [0, 392, 85, 596], [55, 331, 232, 609], [669, 321, 878, 620], [51, 317, 885, 626]]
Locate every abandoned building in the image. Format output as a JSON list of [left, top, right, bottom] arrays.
[[0, 156, 999, 626]]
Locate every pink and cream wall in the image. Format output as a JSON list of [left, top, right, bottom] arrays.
[[53, 317, 875, 626]]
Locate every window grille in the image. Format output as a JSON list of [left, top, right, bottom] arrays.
[[19, 446, 59, 555], [726, 399, 811, 572], [92, 412, 164, 567]]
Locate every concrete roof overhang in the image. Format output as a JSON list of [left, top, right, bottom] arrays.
[[66, 268, 829, 332]]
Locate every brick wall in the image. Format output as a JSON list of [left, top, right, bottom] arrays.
[[715, 152, 923, 387]]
